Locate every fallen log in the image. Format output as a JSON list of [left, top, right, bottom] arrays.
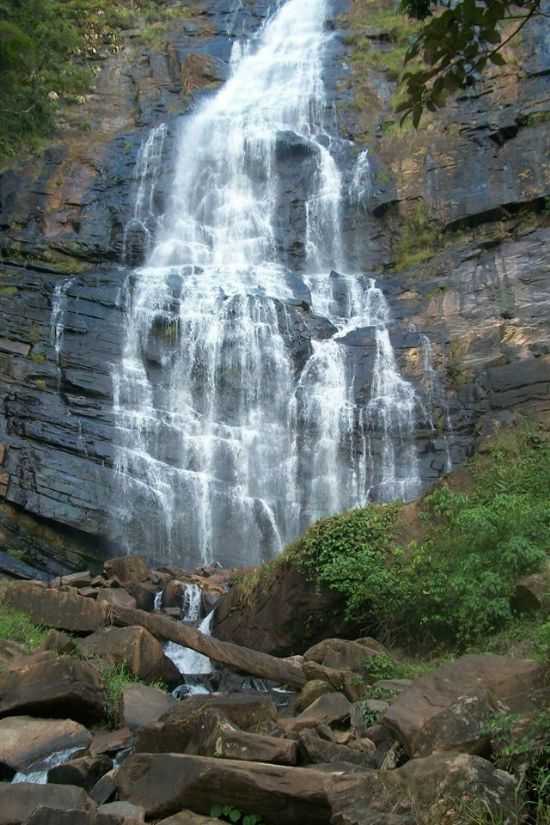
[[108, 604, 306, 689]]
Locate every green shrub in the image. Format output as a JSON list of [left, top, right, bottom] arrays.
[[209, 806, 264, 825], [534, 622, 550, 662], [0, 604, 48, 653], [286, 426, 550, 650]]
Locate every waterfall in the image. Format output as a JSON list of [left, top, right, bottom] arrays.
[[12, 747, 81, 785], [112, 0, 422, 565], [350, 149, 371, 205], [421, 335, 453, 473], [50, 278, 75, 384], [122, 124, 167, 266]]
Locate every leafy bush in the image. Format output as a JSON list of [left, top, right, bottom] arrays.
[[288, 426, 550, 649], [0, 604, 47, 653], [534, 622, 550, 662], [210, 805, 264, 825]]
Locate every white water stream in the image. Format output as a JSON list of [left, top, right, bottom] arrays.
[[112, 0, 423, 565]]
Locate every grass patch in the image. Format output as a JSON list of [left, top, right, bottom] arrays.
[[392, 201, 443, 270], [0, 603, 48, 653], [94, 662, 166, 728]]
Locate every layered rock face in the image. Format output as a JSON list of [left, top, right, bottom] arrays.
[[0, 0, 549, 572]]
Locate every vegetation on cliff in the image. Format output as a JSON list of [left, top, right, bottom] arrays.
[[0, 0, 188, 163], [250, 424, 550, 653]]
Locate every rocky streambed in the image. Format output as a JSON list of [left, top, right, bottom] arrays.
[[0, 555, 547, 825]]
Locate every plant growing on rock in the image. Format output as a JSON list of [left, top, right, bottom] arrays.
[[210, 805, 264, 825]]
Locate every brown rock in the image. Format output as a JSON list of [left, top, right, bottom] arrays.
[[104, 557, 149, 584], [97, 589, 137, 610], [382, 654, 545, 757], [329, 753, 516, 825], [0, 783, 95, 825], [90, 728, 131, 757], [296, 679, 333, 712], [302, 660, 365, 702], [280, 692, 351, 735], [0, 654, 105, 724], [214, 563, 359, 656], [0, 716, 91, 776], [157, 813, 221, 825], [512, 561, 550, 614], [121, 684, 177, 732], [3, 582, 107, 634], [135, 694, 277, 752], [98, 802, 145, 822], [90, 768, 119, 805], [115, 753, 350, 823], [125, 581, 158, 611], [49, 754, 113, 791], [0, 639, 26, 668], [304, 638, 382, 673], [38, 629, 78, 655], [79, 626, 180, 684], [299, 730, 376, 767], [60, 571, 93, 588]]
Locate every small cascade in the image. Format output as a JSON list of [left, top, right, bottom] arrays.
[[123, 123, 167, 266], [350, 149, 371, 205], [12, 747, 81, 785], [50, 278, 75, 385], [164, 585, 214, 681], [165, 611, 214, 680], [154, 590, 163, 610], [421, 335, 453, 472], [181, 582, 202, 623]]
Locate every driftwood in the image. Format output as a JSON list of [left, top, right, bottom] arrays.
[[108, 604, 306, 689]]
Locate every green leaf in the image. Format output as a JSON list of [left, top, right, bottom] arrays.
[[210, 805, 224, 818], [489, 51, 507, 65], [229, 810, 242, 824]]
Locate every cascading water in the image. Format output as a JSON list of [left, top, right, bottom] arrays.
[[123, 124, 167, 266], [11, 747, 82, 785], [112, 0, 422, 565], [50, 278, 74, 386], [164, 583, 214, 679]]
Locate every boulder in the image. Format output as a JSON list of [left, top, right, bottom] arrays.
[[90, 769, 119, 805], [0, 639, 27, 668], [59, 571, 93, 588], [146, 707, 297, 764], [304, 638, 382, 673], [49, 754, 113, 791], [2, 583, 107, 634], [0, 783, 95, 825], [90, 728, 131, 757], [0, 716, 91, 776], [98, 802, 145, 822], [121, 684, 177, 732], [97, 589, 137, 610], [25, 811, 138, 825], [279, 692, 351, 735], [78, 626, 180, 684], [296, 680, 334, 712], [329, 753, 516, 825], [135, 695, 277, 752], [302, 660, 365, 702], [214, 563, 359, 656], [157, 813, 222, 825], [299, 730, 376, 767], [115, 753, 350, 823], [512, 561, 550, 614], [38, 629, 78, 656], [0, 655, 105, 724], [382, 654, 544, 757], [125, 581, 158, 612], [104, 557, 149, 584]]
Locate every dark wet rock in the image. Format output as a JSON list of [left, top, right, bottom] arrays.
[[0, 716, 91, 776], [120, 684, 177, 732], [49, 754, 113, 791], [0, 653, 105, 724], [382, 654, 545, 757], [3, 582, 108, 634], [0, 783, 95, 825]]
